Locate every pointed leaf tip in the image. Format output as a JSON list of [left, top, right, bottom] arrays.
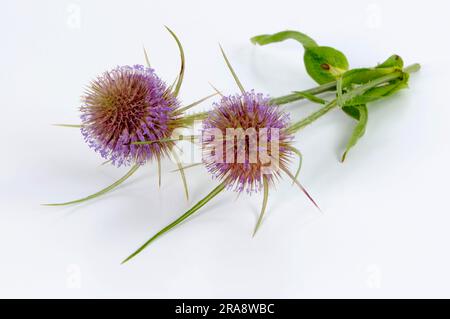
[[122, 183, 226, 263], [341, 104, 368, 162]]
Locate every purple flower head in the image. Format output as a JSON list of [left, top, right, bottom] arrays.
[[80, 65, 179, 166], [202, 91, 294, 194]]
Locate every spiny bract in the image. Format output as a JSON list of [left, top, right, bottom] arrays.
[[80, 65, 180, 166]]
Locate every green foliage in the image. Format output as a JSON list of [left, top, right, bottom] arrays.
[[251, 30, 349, 84], [342, 105, 361, 121], [342, 105, 368, 162], [261, 30, 420, 163], [251, 30, 317, 49], [304, 46, 349, 84], [377, 54, 404, 69], [341, 67, 396, 88], [344, 74, 409, 107]]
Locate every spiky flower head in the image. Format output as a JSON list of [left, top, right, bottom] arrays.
[[202, 91, 294, 194], [80, 65, 180, 166]]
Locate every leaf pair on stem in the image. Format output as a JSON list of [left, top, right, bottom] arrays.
[[252, 30, 420, 161]]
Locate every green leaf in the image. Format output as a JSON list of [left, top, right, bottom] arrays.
[[289, 70, 406, 133], [342, 67, 396, 88], [377, 54, 404, 69], [251, 30, 318, 49], [43, 164, 140, 206], [304, 46, 349, 84], [336, 75, 344, 107], [340, 69, 407, 121], [253, 176, 269, 237], [344, 73, 409, 106], [122, 183, 226, 264], [340, 55, 404, 91], [342, 104, 368, 162], [342, 105, 361, 121], [251, 30, 348, 84], [339, 71, 404, 104], [272, 63, 418, 108]]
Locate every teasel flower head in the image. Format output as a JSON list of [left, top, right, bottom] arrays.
[[45, 27, 213, 207], [202, 91, 294, 194], [80, 65, 180, 167]]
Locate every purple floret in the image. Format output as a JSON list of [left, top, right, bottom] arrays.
[[202, 91, 293, 194], [80, 65, 179, 166]]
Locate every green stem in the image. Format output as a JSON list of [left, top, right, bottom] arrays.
[[287, 64, 420, 134], [287, 100, 338, 133], [270, 81, 336, 105], [122, 182, 226, 264], [404, 63, 421, 73], [271, 63, 421, 106]]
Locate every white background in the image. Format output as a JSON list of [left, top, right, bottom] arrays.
[[1, 0, 449, 298]]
